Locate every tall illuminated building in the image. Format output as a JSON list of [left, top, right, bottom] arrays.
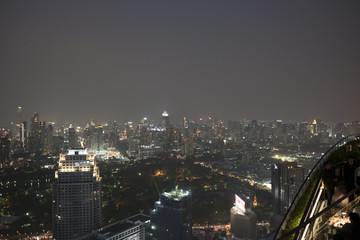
[[162, 111, 173, 150], [17, 106, 23, 122], [183, 117, 189, 137], [162, 111, 170, 130], [52, 148, 101, 240], [150, 188, 192, 240], [271, 162, 305, 215], [19, 121, 27, 151]]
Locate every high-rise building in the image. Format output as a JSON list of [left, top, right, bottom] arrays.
[[183, 117, 189, 138], [53, 135, 65, 154], [230, 194, 257, 240], [29, 112, 45, 153], [162, 111, 170, 130], [0, 133, 11, 168], [89, 126, 104, 152], [17, 106, 23, 122], [52, 148, 101, 240], [68, 125, 78, 148], [150, 188, 192, 240], [139, 119, 149, 146], [19, 121, 27, 151], [271, 162, 305, 215], [227, 120, 242, 143], [30, 112, 39, 136], [162, 111, 173, 149], [43, 124, 54, 154]]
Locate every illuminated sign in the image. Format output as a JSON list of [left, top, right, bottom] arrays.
[[235, 194, 246, 213]]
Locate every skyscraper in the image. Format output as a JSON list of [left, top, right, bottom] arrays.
[[150, 188, 192, 240], [161, 111, 173, 150], [68, 125, 78, 148], [162, 111, 170, 131], [0, 133, 11, 168], [52, 148, 101, 240], [30, 112, 40, 136], [43, 124, 54, 154], [271, 162, 305, 215], [19, 121, 27, 151], [17, 106, 23, 122], [29, 112, 45, 153]]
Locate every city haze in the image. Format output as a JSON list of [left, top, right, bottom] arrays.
[[1, 1, 360, 124]]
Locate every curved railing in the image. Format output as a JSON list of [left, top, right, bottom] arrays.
[[275, 134, 360, 239]]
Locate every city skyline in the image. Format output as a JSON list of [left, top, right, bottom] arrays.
[[1, 1, 360, 124], [2, 93, 360, 238], [3, 107, 360, 128]]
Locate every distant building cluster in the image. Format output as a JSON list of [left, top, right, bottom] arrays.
[[2, 109, 360, 169], [2, 109, 360, 239]]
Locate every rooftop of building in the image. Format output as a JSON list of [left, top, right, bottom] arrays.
[[127, 214, 150, 223], [99, 221, 134, 238], [67, 148, 88, 155], [163, 188, 190, 200], [273, 161, 302, 169], [98, 214, 150, 238]]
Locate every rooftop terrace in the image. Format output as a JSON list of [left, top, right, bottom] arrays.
[[275, 135, 360, 240]]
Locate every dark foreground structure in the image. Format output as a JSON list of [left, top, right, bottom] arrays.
[[275, 135, 360, 240]]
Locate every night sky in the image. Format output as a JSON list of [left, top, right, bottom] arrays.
[[1, 1, 360, 124]]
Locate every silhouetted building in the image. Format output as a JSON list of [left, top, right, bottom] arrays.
[[52, 148, 101, 240], [150, 188, 192, 240], [68, 126, 78, 148], [43, 124, 54, 154], [29, 112, 45, 153], [272, 162, 305, 215], [89, 126, 104, 151], [53, 135, 65, 154], [0, 133, 11, 168]]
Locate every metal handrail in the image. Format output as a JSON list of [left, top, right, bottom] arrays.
[[278, 185, 360, 240], [294, 176, 322, 240], [306, 195, 360, 240], [275, 134, 360, 239]]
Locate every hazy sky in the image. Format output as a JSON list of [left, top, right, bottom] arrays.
[[1, 1, 360, 124]]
